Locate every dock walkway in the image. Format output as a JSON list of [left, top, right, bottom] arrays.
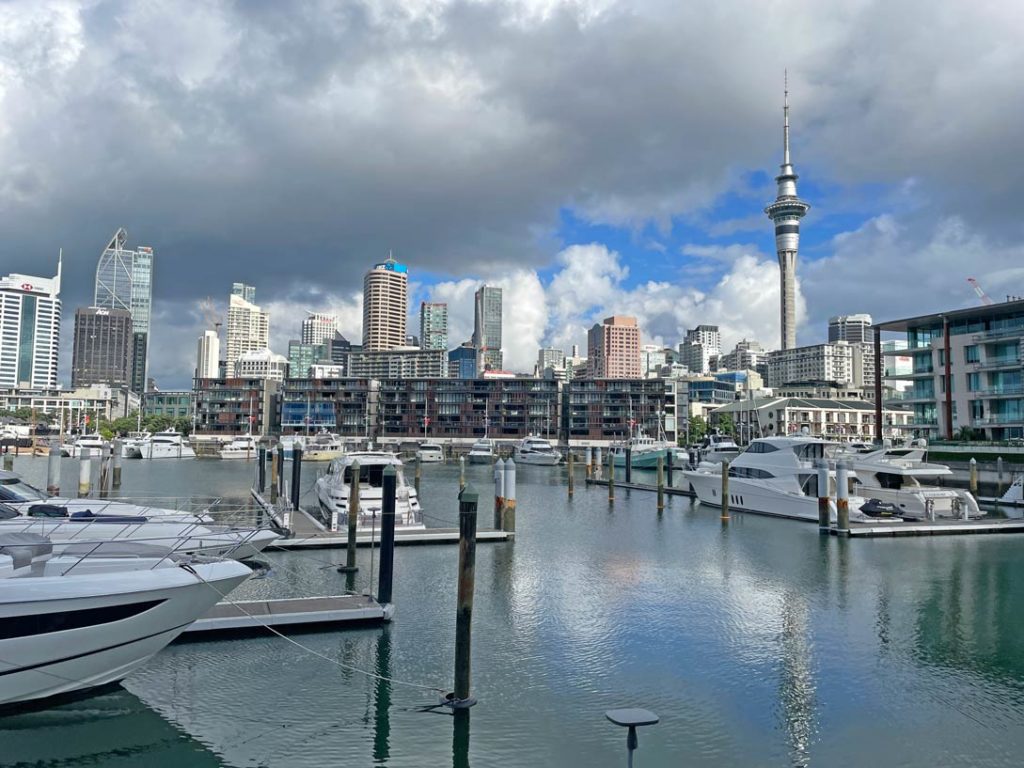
[[181, 594, 393, 638]]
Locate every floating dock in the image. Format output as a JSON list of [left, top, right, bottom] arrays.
[[250, 490, 513, 549], [180, 594, 393, 638]]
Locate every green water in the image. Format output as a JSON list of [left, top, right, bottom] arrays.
[[3, 456, 1024, 766]]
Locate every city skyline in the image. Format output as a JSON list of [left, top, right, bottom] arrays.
[[0, 2, 1020, 389]]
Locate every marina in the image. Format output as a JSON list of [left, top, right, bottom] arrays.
[[3, 452, 1024, 765]]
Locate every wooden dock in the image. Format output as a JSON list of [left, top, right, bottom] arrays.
[[180, 594, 393, 637], [584, 478, 695, 497]]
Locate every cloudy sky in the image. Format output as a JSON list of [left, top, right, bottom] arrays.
[[2, 0, 1022, 388]]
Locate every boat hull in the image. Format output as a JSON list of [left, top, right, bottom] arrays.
[[514, 453, 560, 466], [467, 453, 493, 464], [0, 561, 250, 707], [614, 449, 669, 469]]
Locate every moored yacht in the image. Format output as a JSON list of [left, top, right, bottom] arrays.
[[416, 442, 445, 463], [125, 429, 196, 460], [467, 438, 495, 464], [0, 532, 251, 708], [848, 446, 981, 520], [695, 432, 743, 466], [513, 436, 561, 465], [301, 432, 345, 462], [219, 435, 259, 460], [60, 433, 105, 458], [683, 436, 888, 524], [612, 432, 673, 469], [0, 503, 279, 560], [315, 452, 424, 532], [0, 470, 215, 523]]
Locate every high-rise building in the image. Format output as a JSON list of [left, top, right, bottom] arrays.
[[235, 349, 290, 381], [449, 342, 479, 379], [764, 79, 810, 351], [829, 314, 873, 344], [587, 315, 641, 378], [287, 340, 327, 378], [766, 341, 854, 388], [301, 312, 339, 345], [472, 285, 503, 371], [680, 325, 721, 374], [94, 228, 154, 394], [419, 302, 449, 351], [196, 329, 220, 379], [719, 339, 765, 371], [362, 256, 408, 351], [231, 282, 256, 303], [537, 347, 563, 374], [72, 307, 133, 388], [0, 258, 62, 389], [225, 291, 270, 377]]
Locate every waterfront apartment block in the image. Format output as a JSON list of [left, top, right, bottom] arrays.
[[362, 257, 408, 350], [0, 385, 138, 425], [193, 377, 280, 436], [0, 262, 62, 390], [563, 378, 668, 442], [587, 316, 641, 378], [877, 299, 1024, 440], [274, 377, 670, 444], [71, 307, 133, 389], [142, 390, 193, 420]]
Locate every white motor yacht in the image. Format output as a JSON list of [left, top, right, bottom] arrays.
[[467, 438, 495, 464], [848, 446, 981, 520], [0, 532, 251, 708], [0, 470, 215, 523], [120, 431, 152, 458], [0, 503, 278, 561], [696, 432, 743, 466], [301, 432, 345, 462], [219, 435, 259, 460], [514, 436, 561, 466], [125, 429, 196, 460], [60, 434, 105, 458], [683, 436, 893, 524], [416, 442, 445, 463], [315, 452, 424, 532]]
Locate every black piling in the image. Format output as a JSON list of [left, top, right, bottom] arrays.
[[257, 447, 267, 493], [290, 445, 303, 511], [625, 447, 633, 483], [378, 465, 397, 605], [453, 484, 479, 708]]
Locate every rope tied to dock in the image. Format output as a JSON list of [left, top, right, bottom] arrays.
[[191, 568, 447, 694]]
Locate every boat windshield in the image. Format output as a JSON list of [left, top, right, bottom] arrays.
[[793, 443, 840, 461], [0, 477, 49, 502], [342, 464, 392, 488]]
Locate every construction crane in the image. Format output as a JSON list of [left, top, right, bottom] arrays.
[[967, 278, 994, 306]]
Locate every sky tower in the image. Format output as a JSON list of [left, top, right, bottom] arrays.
[[764, 76, 810, 350]]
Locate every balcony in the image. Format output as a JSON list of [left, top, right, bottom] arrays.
[[971, 385, 1024, 398], [972, 327, 1024, 342], [972, 358, 1022, 371], [974, 415, 1024, 426]]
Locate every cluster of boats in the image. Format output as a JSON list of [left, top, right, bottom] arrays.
[[682, 435, 981, 523], [0, 469, 277, 709]]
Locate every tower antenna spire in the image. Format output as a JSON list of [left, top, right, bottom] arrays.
[[783, 69, 790, 166]]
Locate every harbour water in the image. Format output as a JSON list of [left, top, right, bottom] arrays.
[[4, 455, 1024, 766]]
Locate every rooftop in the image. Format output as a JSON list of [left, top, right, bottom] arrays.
[[875, 299, 1024, 333]]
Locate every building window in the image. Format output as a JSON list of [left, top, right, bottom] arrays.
[[967, 372, 981, 392], [964, 345, 980, 364]]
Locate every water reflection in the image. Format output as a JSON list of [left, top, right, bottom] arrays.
[[373, 630, 392, 762], [452, 710, 471, 768], [776, 597, 817, 768], [0, 686, 221, 767]]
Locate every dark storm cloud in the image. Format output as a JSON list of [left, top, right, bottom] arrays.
[[1, 0, 1022, 385]]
